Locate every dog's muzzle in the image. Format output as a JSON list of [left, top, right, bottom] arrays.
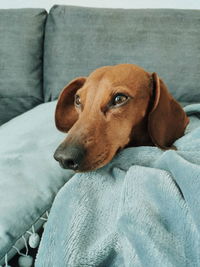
[[54, 143, 86, 171]]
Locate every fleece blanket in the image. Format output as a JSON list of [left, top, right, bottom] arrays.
[[36, 104, 200, 267]]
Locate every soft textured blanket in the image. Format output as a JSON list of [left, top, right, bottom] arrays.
[[36, 104, 200, 267]]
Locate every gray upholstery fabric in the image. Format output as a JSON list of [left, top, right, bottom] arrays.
[[44, 5, 200, 103], [0, 9, 47, 125]]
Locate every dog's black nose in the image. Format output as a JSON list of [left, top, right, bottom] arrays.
[[54, 144, 85, 171]]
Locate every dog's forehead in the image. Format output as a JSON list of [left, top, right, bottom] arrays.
[[84, 64, 150, 92]]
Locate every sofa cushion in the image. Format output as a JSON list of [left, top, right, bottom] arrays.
[[44, 5, 200, 103], [0, 9, 47, 125], [0, 101, 74, 265]]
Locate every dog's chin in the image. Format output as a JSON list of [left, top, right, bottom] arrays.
[[78, 149, 121, 172], [76, 163, 106, 173], [57, 157, 110, 172], [60, 147, 122, 173]]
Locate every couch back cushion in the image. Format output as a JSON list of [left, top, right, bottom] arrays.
[[0, 9, 47, 125], [44, 5, 200, 103]]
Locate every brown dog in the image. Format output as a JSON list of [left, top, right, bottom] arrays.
[[54, 64, 189, 172]]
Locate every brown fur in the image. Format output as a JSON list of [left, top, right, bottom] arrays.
[[55, 64, 189, 171]]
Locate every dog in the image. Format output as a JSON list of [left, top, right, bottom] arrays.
[[54, 64, 189, 172]]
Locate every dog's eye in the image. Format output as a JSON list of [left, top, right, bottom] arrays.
[[74, 95, 81, 107], [112, 94, 129, 107]]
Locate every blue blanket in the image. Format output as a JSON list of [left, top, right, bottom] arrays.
[[36, 104, 200, 267]]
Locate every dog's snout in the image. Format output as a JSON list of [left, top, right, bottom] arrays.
[[54, 144, 86, 171]]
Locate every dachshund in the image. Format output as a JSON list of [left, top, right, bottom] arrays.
[[54, 64, 189, 172]]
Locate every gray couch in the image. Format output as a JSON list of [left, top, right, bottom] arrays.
[[1, 6, 200, 126], [0, 5, 200, 266]]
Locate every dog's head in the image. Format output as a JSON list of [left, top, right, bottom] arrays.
[[54, 64, 189, 172]]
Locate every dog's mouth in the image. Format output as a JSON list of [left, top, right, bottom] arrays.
[[79, 146, 123, 172], [54, 143, 124, 172], [80, 154, 109, 172]]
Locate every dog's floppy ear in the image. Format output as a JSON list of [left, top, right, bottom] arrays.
[[148, 73, 189, 149], [55, 77, 86, 132]]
